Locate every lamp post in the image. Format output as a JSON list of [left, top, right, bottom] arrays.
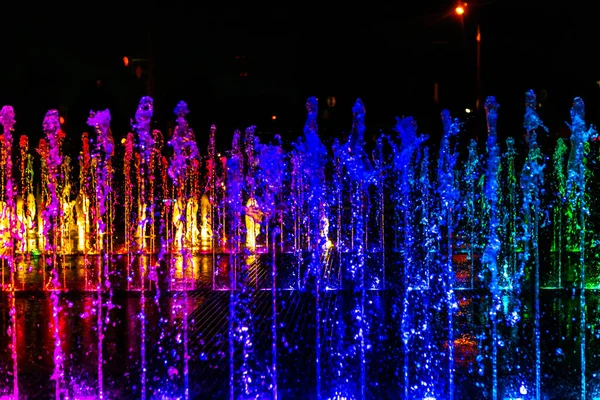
[[455, 3, 482, 113]]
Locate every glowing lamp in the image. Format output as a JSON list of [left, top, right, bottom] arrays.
[[59, 116, 65, 124], [123, 56, 129, 67], [271, 115, 277, 120], [455, 5, 465, 15]]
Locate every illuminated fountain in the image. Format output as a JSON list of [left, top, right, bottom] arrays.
[[565, 97, 596, 400], [166, 101, 195, 398], [244, 126, 261, 253], [41, 109, 66, 398], [1, 105, 19, 400], [87, 108, 115, 399], [482, 97, 502, 400], [0, 90, 598, 399]]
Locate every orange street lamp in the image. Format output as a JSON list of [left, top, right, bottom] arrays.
[[454, 2, 482, 112]]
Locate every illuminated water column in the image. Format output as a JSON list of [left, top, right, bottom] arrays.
[[499, 137, 518, 290], [337, 98, 373, 399], [123, 132, 135, 288], [160, 154, 170, 255], [169, 106, 200, 260], [245, 198, 261, 251], [551, 138, 568, 288], [200, 193, 212, 251], [149, 129, 164, 256], [513, 89, 546, 399], [132, 96, 155, 400], [186, 195, 199, 251], [1, 105, 19, 399], [436, 109, 461, 400], [256, 133, 287, 398], [41, 109, 66, 398], [167, 101, 197, 399], [389, 115, 428, 399], [60, 157, 74, 256], [460, 139, 480, 289], [565, 97, 596, 399], [77, 133, 92, 255], [16, 135, 32, 255], [205, 124, 217, 253], [87, 109, 115, 399], [482, 97, 501, 400], [173, 198, 184, 252], [205, 125, 218, 290], [18, 135, 36, 255], [15, 196, 26, 255], [371, 136, 385, 289], [244, 126, 260, 253], [226, 126, 267, 398], [294, 97, 327, 396], [225, 129, 244, 399], [290, 149, 304, 285], [135, 153, 146, 254], [330, 140, 344, 290], [186, 144, 201, 252], [35, 142, 49, 255]]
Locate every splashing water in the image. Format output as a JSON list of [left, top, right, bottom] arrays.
[[437, 109, 461, 400], [42, 109, 66, 399], [87, 108, 115, 399], [389, 114, 428, 398], [0, 91, 597, 399], [292, 96, 328, 397], [519, 90, 546, 399], [1, 105, 19, 400], [482, 96, 501, 400], [133, 96, 154, 400], [167, 101, 197, 400], [565, 97, 597, 399]]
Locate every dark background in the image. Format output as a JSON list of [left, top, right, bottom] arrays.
[[1, 1, 599, 151]]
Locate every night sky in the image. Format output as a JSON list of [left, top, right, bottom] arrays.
[[1, 1, 600, 148]]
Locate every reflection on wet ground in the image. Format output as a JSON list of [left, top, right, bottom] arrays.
[[0, 255, 598, 399]]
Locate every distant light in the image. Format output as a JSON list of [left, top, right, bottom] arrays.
[[519, 384, 528, 395], [455, 5, 465, 15], [465, 108, 471, 114], [123, 56, 129, 67], [59, 116, 65, 124], [271, 115, 277, 120], [239, 72, 248, 77]]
